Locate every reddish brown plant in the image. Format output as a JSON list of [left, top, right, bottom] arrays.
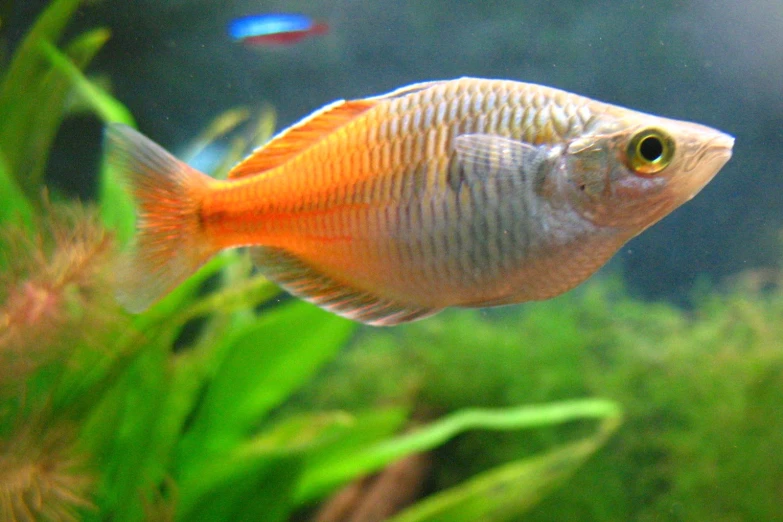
[[0, 203, 118, 385]]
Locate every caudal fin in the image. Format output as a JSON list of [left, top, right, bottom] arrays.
[[105, 124, 217, 313]]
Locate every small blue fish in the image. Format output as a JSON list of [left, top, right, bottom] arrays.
[[228, 13, 328, 46]]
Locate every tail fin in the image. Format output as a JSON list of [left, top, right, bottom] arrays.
[[105, 124, 217, 313]]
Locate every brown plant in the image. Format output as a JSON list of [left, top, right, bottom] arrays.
[[0, 419, 93, 522], [314, 452, 432, 522], [0, 203, 118, 384]]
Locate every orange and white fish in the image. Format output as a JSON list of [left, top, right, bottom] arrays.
[[106, 77, 733, 325]]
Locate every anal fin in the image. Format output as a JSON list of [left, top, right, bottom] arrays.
[[251, 247, 439, 326]]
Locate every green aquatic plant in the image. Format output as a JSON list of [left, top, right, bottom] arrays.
[[0, 0, 110, 225], [0, 204, 117, 521], [297, 276, 783, 521]]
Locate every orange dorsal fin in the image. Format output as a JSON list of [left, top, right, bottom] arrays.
[[227, 98, 378, 179]]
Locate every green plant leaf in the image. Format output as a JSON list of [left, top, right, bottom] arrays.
[[24, 28, 111, 189], [296, 407, 410, 476], [177, 301, 356, 473], [296, 399, 622, 503], [38, 38, 138, 240], [98, 149, 137, 243], [80, 342, 171, 522], [177, 408, 408, 521], [387, 414, 621, 522], [182, 107, 251, 163], [117, 252, 235, 351], [0, 0, 85, 196], [0, 0, 83, 107], [0, 146, 34, 230], [177, 454, 302, 522], [39, 40, 135, 126], [174, 272, 280, 328], [37, 38, 137, 242], [256, 409, 408, 456]]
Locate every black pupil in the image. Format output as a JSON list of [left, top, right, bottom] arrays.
[[639, 136, 664, 162]]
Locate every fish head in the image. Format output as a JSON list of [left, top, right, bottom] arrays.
[[558, 113, 734, 232]]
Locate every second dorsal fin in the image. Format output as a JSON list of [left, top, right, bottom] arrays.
[[364, 79, 447, 101], [227, 98, 378, 179]]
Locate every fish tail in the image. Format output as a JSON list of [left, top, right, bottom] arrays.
[[105, 124, 217, 313]]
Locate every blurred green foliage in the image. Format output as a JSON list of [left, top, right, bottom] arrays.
[[294, 277, 783, 520], [0, 2, 620, 521]]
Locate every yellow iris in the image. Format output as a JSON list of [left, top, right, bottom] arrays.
[[626, 128, 675, 175]]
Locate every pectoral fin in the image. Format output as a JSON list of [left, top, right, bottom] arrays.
[[447, 134, 557, 192]]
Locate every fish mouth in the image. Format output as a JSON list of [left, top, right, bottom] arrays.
[[712, 132, 736, 152], [703, 131, 734, 170], [680, 130, 734, 199], [684, 130, 734, 170], [706, 131, 735, 166]]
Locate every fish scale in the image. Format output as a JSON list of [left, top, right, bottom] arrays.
[[107, 77, 733, 324], [222, 82, 636, 288]]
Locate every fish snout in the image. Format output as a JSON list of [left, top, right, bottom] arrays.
[[677, 128, 734, 199]]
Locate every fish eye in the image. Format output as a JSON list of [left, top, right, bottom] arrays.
[[626, 128, 675, 175]]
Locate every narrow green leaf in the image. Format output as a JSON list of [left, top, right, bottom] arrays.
[[25, 28, 111, 190], [251, 409, 407, 455], [98, 150, 137, 243], [124, 253, 233, 337], [0, 0, 83, 107], [255, 105, 277, 141], [177, 408, 407, 521], [52, 338, 139, 423], [387, 418, 617, 522], [177, 301, 356, 472], [182, 107, 250, 163], [80, 342, 171, 522], [296, 399, 622, 503], [38, 39, 138, 238], [0, 146, 34, 230], [174, 273, 280, 327], [148, 274, 288, 490], [39, 40, 135, 125], [0, 0, 84, 193], [297, 408, 410, 474], [177, 455, 302, 522], [246, 105, 277, 150]]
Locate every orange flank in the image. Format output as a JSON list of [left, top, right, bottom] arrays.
[[106, 77, 733, 325]]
